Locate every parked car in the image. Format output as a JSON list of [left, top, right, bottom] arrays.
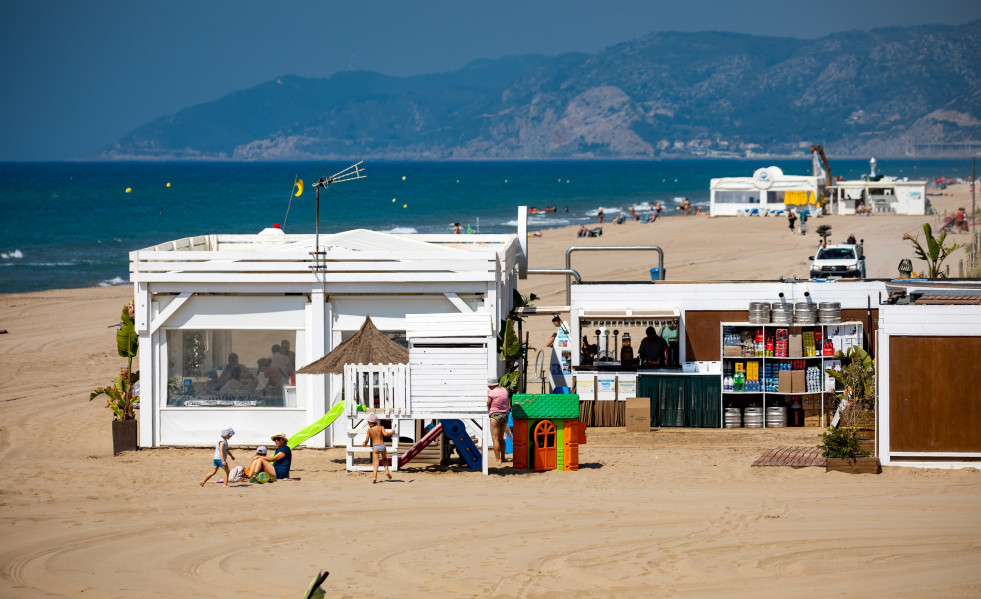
[[810, 242, 866, 279]]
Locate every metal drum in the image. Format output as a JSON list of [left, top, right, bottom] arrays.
[[819, 302, 842, 323], [794, 302, 818, 324], [770, 304, 794, 324], [743, 406, 764, 428], [766, 405, 787, 428], [749, 301, 770, 324], [724, 407, 742, 428]]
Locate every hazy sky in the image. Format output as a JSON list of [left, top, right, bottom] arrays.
[[2, 0, 980, 161]]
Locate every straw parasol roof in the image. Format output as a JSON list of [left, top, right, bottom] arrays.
[[297, 316, 409, 375]]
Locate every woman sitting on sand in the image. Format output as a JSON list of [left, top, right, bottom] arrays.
[[248, 432, 292, 481]]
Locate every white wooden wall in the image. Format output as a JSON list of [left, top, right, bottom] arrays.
[[405, 312, 493, 417]]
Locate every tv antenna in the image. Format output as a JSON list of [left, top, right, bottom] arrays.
[[312, 161, 366, 268]]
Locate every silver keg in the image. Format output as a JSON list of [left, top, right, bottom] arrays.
[[748, 301, 770, 324], [724, 407, 742, 428], [765, 405, 787, 428], [794, 302, 818, 324], [818, 301, 842, 323], [743, 406, 764, 428], [770, 304, 794, 324]]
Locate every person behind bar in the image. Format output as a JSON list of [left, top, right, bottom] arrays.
[[638, 326, 668, 367]]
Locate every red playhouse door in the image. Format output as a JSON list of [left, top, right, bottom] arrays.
[[533, 420, 557, 471], [512, 421, 528, 470]]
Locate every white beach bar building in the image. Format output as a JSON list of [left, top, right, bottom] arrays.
[[130, 226, 522, 472], [710, 162, 927, 217], [710, 167, 823, 216]]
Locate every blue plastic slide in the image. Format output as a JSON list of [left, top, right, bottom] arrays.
[[440, 419, 482, 470]]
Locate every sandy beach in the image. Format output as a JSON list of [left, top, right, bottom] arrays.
[[0, 183, 978, 598]]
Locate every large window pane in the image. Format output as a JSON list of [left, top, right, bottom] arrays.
[[714, 190, 761, 204], [166, 329, 297, 407]]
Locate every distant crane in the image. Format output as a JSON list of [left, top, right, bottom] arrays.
[[810, 145, 832, 187], [811, 145, 834, 212]]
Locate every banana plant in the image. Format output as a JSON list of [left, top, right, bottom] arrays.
[[902, 222, 965, 278], [90, 303, 140, 420], [824, 346, 875, 429], [495, 290, 538, 393]]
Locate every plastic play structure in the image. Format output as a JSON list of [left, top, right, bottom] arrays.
[[288, 402, 363, 449], [511, 393, 585, 471], [382, 419, 483, 470]]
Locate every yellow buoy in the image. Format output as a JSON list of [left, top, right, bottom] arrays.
[[504, 179, 508, 183], [402, 176, 406, 181], [403, 204, 407, 209], [392, 198, 396, 202], [557, 178, 562, 183], [566, 179, 570, 183], [125, 187, 132, 193], [166, 182, 171, 188]]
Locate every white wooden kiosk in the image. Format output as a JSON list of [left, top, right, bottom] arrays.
[[130, 226, 522, 474]]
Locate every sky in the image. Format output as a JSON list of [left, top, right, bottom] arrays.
[[2, 0, 980, 161]]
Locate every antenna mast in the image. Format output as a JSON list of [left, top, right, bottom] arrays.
[[312, 161, 366, 268]]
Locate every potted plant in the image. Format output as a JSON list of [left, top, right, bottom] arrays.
[[821, 346, 879, 473], [90, 303, 140, 454]]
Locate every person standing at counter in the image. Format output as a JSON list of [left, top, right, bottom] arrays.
[[659, 321, 679, 365], [638, 326, 669, 366]]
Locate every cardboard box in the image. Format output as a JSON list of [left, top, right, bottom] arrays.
[[723, 345, 742, 357], [778, 370, 793, 393], [625, 397, 651, 432], [788, 327, 803, 358], [791, 370, 806, 393]]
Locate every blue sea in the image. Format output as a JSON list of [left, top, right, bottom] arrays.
[[0, 159, 971, 294]]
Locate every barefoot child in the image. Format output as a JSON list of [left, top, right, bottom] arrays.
[[363, 413, 395, 483], [200, 427, 235, 487]]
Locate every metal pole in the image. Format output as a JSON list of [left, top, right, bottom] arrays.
[[283, 175, 298, 232], [564, 246, 665, 306], [315, 185, 320, 264], [972, 157, 977, 269]]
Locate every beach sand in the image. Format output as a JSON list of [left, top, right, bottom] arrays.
[[0, 183, 978, 597]]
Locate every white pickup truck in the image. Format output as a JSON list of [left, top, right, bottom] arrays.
[[809, 242, 866, 279]]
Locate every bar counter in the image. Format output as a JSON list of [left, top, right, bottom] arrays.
[[573, 365, 721, 428]]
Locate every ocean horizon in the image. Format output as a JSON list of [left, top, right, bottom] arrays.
[[0, 158, 972, 294]]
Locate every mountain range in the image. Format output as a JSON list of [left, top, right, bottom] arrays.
[[99, 21, 981, 161]]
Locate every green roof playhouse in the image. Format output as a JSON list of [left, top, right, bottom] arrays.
[[511, 393, 586, 471]]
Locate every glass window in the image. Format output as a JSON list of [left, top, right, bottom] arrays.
[[166, 329, 297, 407], [714, 190, 760, 204], [816, 247, 856, 260]]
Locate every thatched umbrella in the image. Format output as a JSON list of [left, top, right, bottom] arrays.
[[297, 316, 408, 375]]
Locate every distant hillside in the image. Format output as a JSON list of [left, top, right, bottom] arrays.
[[99, 21, 981, 160]]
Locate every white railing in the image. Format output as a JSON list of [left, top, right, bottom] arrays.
[[343, 363, 411, 417]]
